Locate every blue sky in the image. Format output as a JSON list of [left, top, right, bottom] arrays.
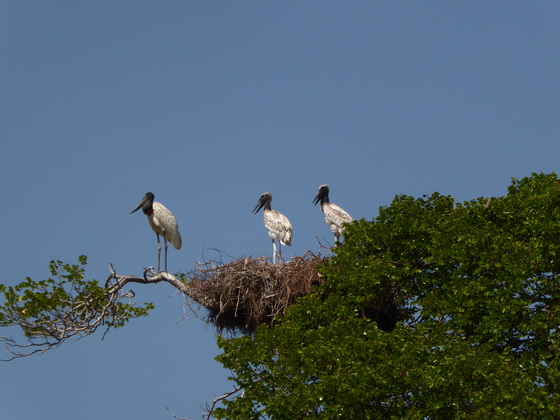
[[1, 2, 559, 419]]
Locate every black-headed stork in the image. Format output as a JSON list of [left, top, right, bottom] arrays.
[[313, 184, 353, 243], [252, 192, 292, 264], [131, 192, 182, 272]]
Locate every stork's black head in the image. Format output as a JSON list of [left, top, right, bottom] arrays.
[[253, 192, 272, 214], [313, 184, 330, 206], [131, 192, 155, 215]]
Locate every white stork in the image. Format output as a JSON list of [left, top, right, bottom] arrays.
[[252, 192, 292, 264], [131, 192, 182, 272], [313, 184, 353, 243]]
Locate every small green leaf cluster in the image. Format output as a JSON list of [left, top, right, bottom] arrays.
[[216, 173, 560, 418]]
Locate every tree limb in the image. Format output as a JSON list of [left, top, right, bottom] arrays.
[[0, 262, 174, 361], [104, 265, 190, 296]]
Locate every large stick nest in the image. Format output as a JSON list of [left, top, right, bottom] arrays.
[[186, 252, 325, 334]]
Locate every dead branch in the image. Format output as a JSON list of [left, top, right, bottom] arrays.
[[104, 265, 190, 296], [166, 407, 191, 420], [203, 386, 244, 419]]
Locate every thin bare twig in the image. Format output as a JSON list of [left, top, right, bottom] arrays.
[[203, 386, 244, 419]]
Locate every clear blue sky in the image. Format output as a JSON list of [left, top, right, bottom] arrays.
[[1, 2, 559, 419]]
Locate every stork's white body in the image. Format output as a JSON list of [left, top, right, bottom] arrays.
[[131, 192, 182, 273], [264, 209, 293, 263], [253, 192, 292, 264], [149, 202, 182, 250], [313, 184, 352, 243], [321, 202, 352, 242]]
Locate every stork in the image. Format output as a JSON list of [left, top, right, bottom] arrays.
[[252, 192, 292, 264], [130, 192, 182, 272], [313, 184, 353, 243]]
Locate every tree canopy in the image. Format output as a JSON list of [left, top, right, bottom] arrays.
[[2, 173, 560, 418], [215, 173, 560, 418]]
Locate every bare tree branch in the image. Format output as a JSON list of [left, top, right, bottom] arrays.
[[203, 386, 244, 419], [166, 406, 191, 420], [104, 266, 190, 296]]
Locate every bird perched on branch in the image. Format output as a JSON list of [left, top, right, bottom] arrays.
[[313, 184, 353, 243], [130, 192, 182, 272], [252, 192, 292, 264]]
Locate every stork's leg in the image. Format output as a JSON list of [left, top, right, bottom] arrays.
[[278, 243, 282, 263], [163, 236, 169, 272], [156, 234, 161, 272], [272, 239, 277, 264], [334, 228, 342, 243]]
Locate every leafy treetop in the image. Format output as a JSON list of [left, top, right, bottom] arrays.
[[215, 173, 560, 419]]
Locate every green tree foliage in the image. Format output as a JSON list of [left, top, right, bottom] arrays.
[[215, 173, 560, 418], [0, 256, 153, 360]]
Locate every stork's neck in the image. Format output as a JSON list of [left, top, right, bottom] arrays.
[[320, 195, 329, 206], [263, 201, 272, 211], [143, 202, 154, 215]]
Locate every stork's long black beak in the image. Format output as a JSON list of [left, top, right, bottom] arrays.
[[313, 193, 321, 206], [130, 194, 148, 214], [252, 198, 264, 214]]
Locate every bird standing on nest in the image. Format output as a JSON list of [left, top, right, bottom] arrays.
[[313, 184, 353, 243], [252, 192, 292, 264]]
